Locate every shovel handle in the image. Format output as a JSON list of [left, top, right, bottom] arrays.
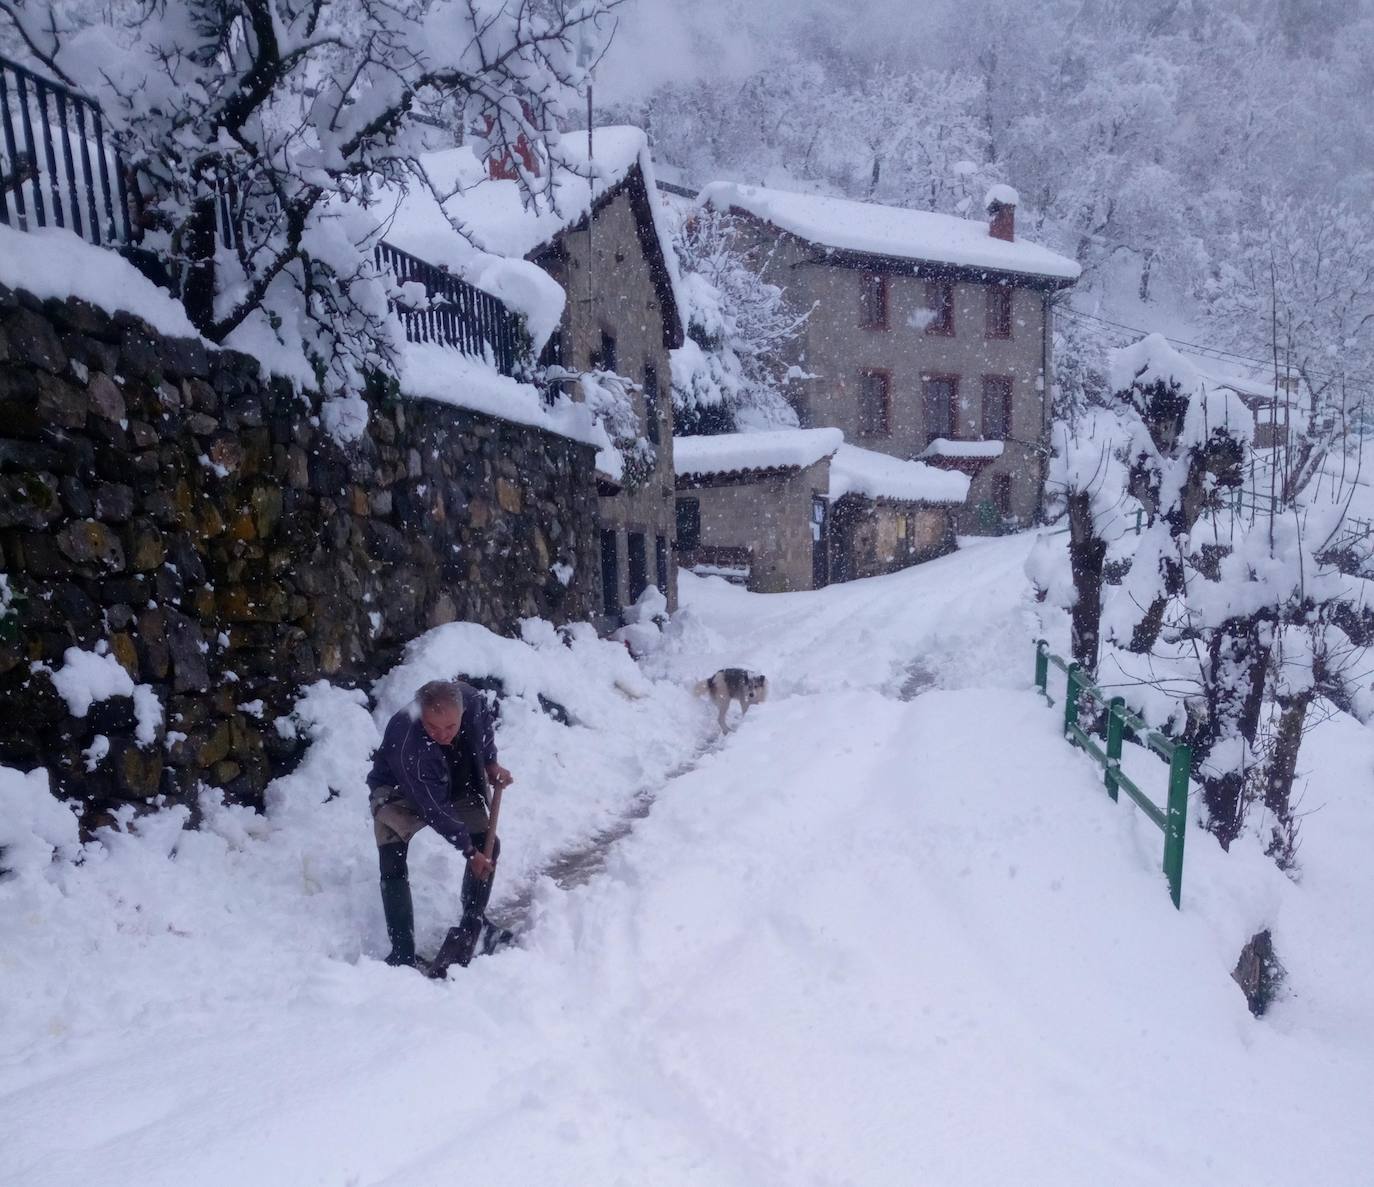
[[481, 766, 502, 863]]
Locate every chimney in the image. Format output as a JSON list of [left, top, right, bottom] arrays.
[[985, 184, 1019, 242], [483, 104, 542, 181]]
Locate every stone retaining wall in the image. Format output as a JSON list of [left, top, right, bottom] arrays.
[[0, 285, 598, 826]]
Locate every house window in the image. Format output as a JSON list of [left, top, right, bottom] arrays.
[[592, 330, 617, 373], [676, 498, 701, 550], [644, 362, 661, 446], [923, 375, 958, 444], [981, 375, 1013, 439], [857, 370, 891, 438], [986, 286, 1013, 339], [655, 535, 670, 592], [600, 529, 620, 616], [860, 272, 888, 330], [993, 474, 1013, 517], [925, 281, 955, 336], [628, 532, 649, 602]]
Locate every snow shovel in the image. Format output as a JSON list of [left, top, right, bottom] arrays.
[[480, 764, 502, 867], [428, 767, 514, 976], [475, 766, 516, 954]]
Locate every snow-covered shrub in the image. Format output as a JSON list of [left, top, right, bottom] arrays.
[[669, 205, 810, 435], [612, 585, 670, 658], [543, 366, 655, 489], [0, 765, 80, 882]]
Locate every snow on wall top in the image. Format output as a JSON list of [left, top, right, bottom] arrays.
[[922, 439, 1006, 460], [700, 182, 1080, 281], [380, 126, 684, 351], [829, 444, 970, 505], [0, 221, 601, 447], [0, 223, 199, 339], [674, 428, 843, 477], [401, 342, 610, 453]]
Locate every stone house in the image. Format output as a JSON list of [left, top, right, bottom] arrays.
[[674, 429, 968, 593], [385, 126, 685, 625], [697, 182, 1079, 532]]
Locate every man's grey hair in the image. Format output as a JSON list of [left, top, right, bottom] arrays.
[[416, 679, 463, 713]]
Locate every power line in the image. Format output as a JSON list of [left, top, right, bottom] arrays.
[[1058, 306, 1374, 393]]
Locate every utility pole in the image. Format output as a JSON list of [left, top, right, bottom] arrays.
[[580, 28, 596, 330]]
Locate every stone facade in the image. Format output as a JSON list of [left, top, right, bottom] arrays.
[[0, 286, 599, 825], [829, 497, 955, 582], [677, 458, 956, 594], [677, 459, 831, 594], [536, 169, 682, 622], [727, 218, 1070, 532]]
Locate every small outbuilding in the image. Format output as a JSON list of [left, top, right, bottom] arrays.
[[674, 430, 969, 593]]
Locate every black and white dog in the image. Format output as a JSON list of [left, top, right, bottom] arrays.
[[694, 668, 769, 731]]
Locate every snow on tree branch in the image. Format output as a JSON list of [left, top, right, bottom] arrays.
[[0, 0, 623, 388], [668, 203, 810, 435]]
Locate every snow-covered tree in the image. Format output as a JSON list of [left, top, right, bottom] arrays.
[[1036, 312, 1134, 671], [1089, 337, 1370, 857], [669, 204, 809, 435], [1205, 195, 1374, 502], [0, 0, 621, 387]]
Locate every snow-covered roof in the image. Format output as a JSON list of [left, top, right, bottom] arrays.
[[829, 444, 970, 505], [675, 432, 970, 505], [379, 126, 684, 351], [700, 182, 1080, 283], [922, 439, 1006, 460], [674, 428, 843, 478]]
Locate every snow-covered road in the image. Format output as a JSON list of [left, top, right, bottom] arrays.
[[4, 537, 1372, 1185]]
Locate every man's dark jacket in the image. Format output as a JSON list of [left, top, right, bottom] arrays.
[[366, 683, 498, 856]]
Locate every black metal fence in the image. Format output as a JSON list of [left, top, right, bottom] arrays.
[[375, 240, 524, 374], [0, 55, 132, 246]]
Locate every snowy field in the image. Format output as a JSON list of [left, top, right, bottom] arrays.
[[3, 535, 1373, 1186]]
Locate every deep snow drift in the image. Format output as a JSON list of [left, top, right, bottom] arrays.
[[3, 536, 1372, 1186]]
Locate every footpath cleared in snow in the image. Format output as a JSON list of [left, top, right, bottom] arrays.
[[3, 537, 1372, 1185]]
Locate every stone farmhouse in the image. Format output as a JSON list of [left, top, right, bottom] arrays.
[[674, 429, 969, 593], [697, 182, 1080, 532], [384, 126, 685, 626]]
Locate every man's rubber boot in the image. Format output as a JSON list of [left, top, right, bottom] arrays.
[[427, 914, 484, 979], [379, 873, 418, 969]]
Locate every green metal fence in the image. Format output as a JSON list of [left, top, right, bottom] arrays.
[[1034, 640, 1192, 909]]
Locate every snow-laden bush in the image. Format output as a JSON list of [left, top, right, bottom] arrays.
[[0, 765, 80, 882], [669, 205, 810, 434]]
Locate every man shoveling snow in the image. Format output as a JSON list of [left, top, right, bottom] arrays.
[[367, 679, 515, 977]]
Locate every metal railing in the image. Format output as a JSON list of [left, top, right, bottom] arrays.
[[375, 240, 524, 375], [1034, 640, 1192, 908], [0, 55, 132, 247]]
